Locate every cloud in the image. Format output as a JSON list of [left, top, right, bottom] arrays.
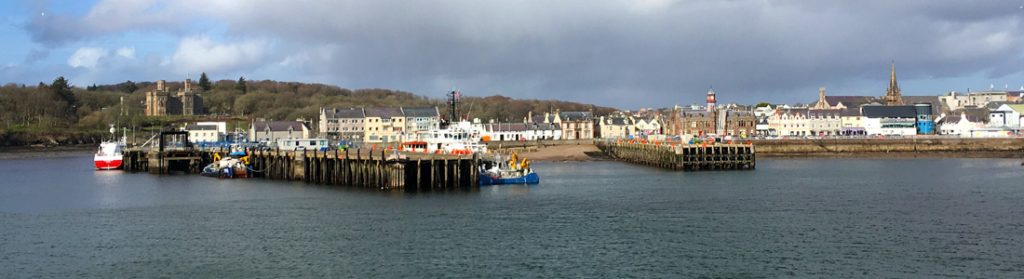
[[18, 0, 1024, 107], [169, 36, 270, 75], [115, 47, 136, 59], [67, 47, 109, 69]]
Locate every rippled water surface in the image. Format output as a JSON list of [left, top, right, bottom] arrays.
[[2, 155, 1023, 277]]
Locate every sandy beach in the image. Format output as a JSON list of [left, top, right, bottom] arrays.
[[515, 144, 606, 162]]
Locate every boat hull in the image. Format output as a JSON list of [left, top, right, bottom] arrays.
[[479, 172, 539, 186], [94, 158, 123, 170]]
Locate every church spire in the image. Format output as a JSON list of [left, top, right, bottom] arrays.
[[884, 62, 904, 105]]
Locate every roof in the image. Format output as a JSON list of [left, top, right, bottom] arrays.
[[253, 121, 308, 132], [839, 108, 862, 117], [534, 123, 560, 130], [559, 111, 593, 121], [1007, 104, 1024, 113], [322, 107, 364, 118], [402, 106, 439, 118], [185, 124, 218, 131], [485, 123, 530, 132], [825, 96, 879, 108], [861, 105, 917, 118], [901, 96, 944, 112], [364, 107, 404, 118], [677, 110, 712, 118], [807, 109, 841, 117], [604, 116, 632, 125]]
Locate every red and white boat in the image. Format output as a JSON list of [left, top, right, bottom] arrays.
[[94, 125, 125, 170]]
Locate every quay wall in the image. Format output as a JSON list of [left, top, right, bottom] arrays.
[[750, 138, 1024, 157]]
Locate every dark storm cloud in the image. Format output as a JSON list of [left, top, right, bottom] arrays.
[[22, 0, 1024, 107]]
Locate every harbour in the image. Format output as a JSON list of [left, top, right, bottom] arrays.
[[2, 155, 1023, 277]]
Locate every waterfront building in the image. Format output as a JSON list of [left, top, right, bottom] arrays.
[[665, 109, 716, 136], [768, 108, 810, 137], [185, 124, 223, 143], [144, 79, 205, 116], [914, 103, 935, 134], [318, 108, 365, 141], [597, 115, 635, 139], [838, 109, 866, 136], [719, 110, 756, 137], [862, 105, 917, 136], [363, 107, 405, 143], [940, 90, 1013, 111], [807, 109, 842, 136], [249, 121, 311, 143], [547, 110, 594, 140], [987, 104, 1024, 130], [882, 63, 904, 106], [634, 115, 662, 137], [937, 112, 986, 136], [402, 107, 442, 141], [482, 122, 561, 141]]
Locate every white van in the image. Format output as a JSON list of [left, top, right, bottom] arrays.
[[276, 138, 330, 151]]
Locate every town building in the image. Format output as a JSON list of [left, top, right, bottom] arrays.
[[145, 79, 205, 116], [987, 104, 1024, 130], [768, 108, 810, 137], [807, 109, 842, 136], [319, 108, 365, 141], [937, 111, 986, 136], [862, 105, 917, 136], [838, 109, 866, 136], [481, 122, 562, 141], [634, 115, 662, 137], [545, 110, 594, 140], [402, 107, 442, 140], [249, 121, 311, 143], [363, 107, 406, 143], [185, 123, 224, 143], [597, 115, 635, 139]]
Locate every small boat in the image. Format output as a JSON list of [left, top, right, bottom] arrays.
[[201, 151, 251, 178], [479, 152, 540, 185], [94, 125, 125, 170]]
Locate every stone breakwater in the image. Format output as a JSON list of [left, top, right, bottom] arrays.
[[751, 138, 1024, 157]]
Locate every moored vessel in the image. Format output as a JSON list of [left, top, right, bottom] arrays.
[[479, 152, 540, 185], [94, 125, 125, 170]]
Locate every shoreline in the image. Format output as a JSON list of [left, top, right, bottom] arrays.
[[2, 143, 1022, 162]]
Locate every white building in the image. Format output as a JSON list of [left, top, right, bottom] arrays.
[[937, 112, 986, 136], [987, 104, 1024, 129], [862, 105, 917, 136]]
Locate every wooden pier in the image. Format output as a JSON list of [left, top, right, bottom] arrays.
[[123, 148, 481, 191], [598, 141, 755, 171]]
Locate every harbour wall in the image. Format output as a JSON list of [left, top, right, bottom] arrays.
[[749, 138, 1024, 157]]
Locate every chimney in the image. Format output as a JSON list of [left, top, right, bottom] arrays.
[[156, 80, 166, 91], [527, 111, 533, 123]]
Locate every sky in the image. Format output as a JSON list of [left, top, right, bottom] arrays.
[[2, 0, 1024, 108]]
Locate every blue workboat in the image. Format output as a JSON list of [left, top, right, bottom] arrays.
[[480, 171, 540, 185], [479, 152, 540, 186]]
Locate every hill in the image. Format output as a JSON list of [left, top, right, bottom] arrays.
[[0, 77, 616, 146]]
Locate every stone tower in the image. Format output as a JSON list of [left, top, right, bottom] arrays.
[[883, 63, 904, 105], [706, 87, 717, 113], [811, 87, 831, 109]]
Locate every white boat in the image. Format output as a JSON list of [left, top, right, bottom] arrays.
[[411, 120, 488, 155], [94, 125, 125, 170]]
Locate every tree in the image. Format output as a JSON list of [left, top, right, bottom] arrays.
[[755, 102, 771, 108], [50, 76, 77, 118], [123, 80, 137, 93], [198, 72, 211, 91], [236, 76, 247, 94]]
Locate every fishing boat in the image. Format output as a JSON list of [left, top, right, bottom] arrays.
[[479, 152, 540, 185], [94, 125, 125, 170], [201, 151, 251, 178], [414, 120, 488, 155]]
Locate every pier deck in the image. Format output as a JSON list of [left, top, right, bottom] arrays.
[[598, 141, 755, 171]]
